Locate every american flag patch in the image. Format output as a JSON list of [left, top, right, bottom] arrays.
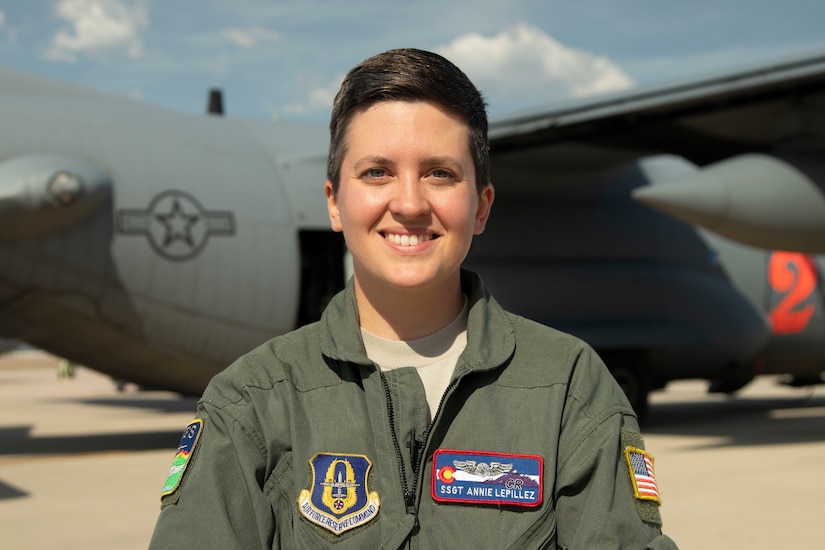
[[624, 447, 660, 504]]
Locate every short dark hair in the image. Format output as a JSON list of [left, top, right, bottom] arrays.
[[327, 48, 490, 194]]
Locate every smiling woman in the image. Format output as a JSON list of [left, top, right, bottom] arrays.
[[149, 48, 679, 549], [325, 100, 494, 339]]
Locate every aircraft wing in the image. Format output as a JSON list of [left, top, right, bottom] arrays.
[[490, 50, 825, 166], [488, 51, 825, 252]]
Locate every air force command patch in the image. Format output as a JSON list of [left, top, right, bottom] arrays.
[[432, 449, 543, 507], [298, 453, 380, 535], [161, 419, 203, 498]]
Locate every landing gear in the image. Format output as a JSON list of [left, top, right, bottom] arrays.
[[780, 372, 825, 387], [708, 375, 753, 394]]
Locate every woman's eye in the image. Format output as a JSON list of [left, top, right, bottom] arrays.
[[365, 168, 387, 179], [431, 169, 454, 181]]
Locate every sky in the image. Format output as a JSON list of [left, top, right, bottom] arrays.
[[1, 0, 824, 123]]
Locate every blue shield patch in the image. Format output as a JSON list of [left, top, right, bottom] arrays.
[[298, 453, 380, 535], [432, 449, 543, 507]]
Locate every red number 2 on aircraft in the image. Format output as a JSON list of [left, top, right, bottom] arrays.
[[767, 251, 818, 334]]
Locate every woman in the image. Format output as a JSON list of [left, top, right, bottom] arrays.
[[150, 48, 677, 549]]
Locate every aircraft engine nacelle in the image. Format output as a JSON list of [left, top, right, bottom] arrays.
[[0, 93, 315, 394], [632, 153, 825, 253], [0, 154, 111, 240]]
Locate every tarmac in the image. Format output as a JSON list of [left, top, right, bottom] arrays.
[[1, 350, 823, 549]]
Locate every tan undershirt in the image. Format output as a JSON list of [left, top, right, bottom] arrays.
[[361, 297, 468, 421]]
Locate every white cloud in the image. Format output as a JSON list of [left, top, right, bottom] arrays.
[[436, 23, 634, 108], [221, 26, 281, 49], [283, 75, 343, 117], [308, 76, 343, 110], [279, 24, 633, 119], [45, 0, 148, 63], [0, 9, 19, 43]]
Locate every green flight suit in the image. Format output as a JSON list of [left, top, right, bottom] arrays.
[[150, 270, 678, 549]]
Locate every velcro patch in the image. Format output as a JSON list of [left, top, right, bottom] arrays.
[[432, 449, 543, 507], [625, 446, 661, 504], [161, 419, 202, 497], [298, 453, 380, 536], [621, 430, 663, 525]]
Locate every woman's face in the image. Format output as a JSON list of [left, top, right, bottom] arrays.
[[326, 100, 493, 296]]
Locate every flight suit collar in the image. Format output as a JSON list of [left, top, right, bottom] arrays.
[[458, 269, 516, 374], [319, 269, 516, 374], [318, 276, 370, 366]]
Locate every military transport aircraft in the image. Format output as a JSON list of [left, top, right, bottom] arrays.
[[1, 50, 824, 416]]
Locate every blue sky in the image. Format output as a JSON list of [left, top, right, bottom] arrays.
[[1, 0, 824, 122]]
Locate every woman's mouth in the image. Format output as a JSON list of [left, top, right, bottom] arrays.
[[383, 232, 434, 246]]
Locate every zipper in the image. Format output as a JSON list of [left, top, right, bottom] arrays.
[[379, 370, 417, 514], [381, 369, 463, 516], [409, 377, 459, 502]]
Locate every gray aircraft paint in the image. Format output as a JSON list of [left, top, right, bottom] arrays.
[[1, 51, 824, 414]]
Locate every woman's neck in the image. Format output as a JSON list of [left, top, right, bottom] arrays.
[[353, 276, 464, 341]]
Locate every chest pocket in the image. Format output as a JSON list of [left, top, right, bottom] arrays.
[[506, 500, 558, 550], [416, 495, 557, 550]]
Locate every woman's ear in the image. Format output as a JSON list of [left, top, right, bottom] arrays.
[[474, 183, 495, 235], [325, 180, 343, 232]]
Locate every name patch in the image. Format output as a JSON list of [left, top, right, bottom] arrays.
[[432, 449, 543, 507], [298, 453, 380, 535]]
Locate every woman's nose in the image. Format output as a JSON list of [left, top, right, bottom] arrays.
[[390, 175, 431, 218]]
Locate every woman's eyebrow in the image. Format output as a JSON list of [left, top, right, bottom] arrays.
[[351, 155, 463, 172], [352, 156, 393, 172], [421, 156, 461, 168]]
